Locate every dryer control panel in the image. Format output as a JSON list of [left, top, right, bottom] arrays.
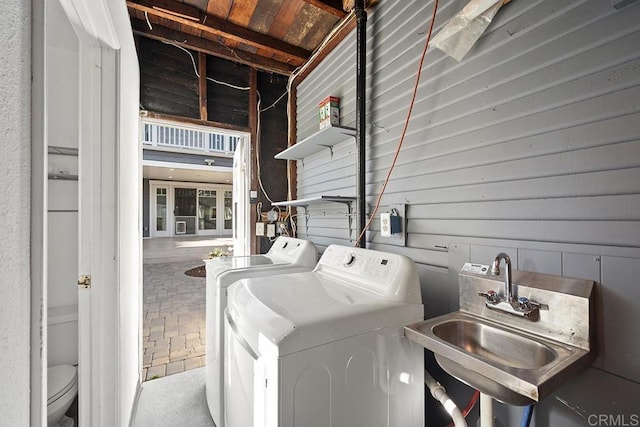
[[314, 245, 422, 303]]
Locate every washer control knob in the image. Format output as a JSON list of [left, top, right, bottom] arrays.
[[343, 252, 356, 267]]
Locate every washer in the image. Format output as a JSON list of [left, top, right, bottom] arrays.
[[205, 236, 318, 427], [224, 244, 425, 427]]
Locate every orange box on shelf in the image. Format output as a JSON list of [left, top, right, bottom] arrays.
[[318, 96, 340, 129]]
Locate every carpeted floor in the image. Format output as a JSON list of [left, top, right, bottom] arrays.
[[133, 367, 215, 427]]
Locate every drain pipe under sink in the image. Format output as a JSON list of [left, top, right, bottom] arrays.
[[480, 393, 494, 427], [424, 371, 467, 426]]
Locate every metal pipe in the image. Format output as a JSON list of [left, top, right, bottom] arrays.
[[355, 0, 367, 247], [480, 393, 494, 427]]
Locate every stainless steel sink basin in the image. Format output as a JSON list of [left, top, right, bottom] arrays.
[[405, 263, 595, 405], [432, 318, 556, 370], [406, 312, 593, 405]]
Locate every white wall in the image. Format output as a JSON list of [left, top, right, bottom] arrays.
[[0, 0, 32, 425]]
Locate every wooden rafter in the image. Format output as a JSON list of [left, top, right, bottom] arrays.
[[127, 0, 311, 65], [131, 19, 296, 75], [198, 52, 208, 121], [302, 0, 346, 17]]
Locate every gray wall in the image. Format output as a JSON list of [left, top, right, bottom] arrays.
[[295, 0, 640, 424], [0, 0, 31, 424], [143, 178, 150, 237]]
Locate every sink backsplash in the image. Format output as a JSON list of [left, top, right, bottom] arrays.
[[459, 264, 595, 351]]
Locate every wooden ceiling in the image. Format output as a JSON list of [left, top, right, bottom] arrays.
[[127, 0, 355, 75]]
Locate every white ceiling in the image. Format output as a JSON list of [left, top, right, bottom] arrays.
[[143, 164, 232, 184]]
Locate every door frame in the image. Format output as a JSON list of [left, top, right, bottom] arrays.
[[233, 138, 251, 256]]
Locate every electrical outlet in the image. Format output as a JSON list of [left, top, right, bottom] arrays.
[[266, 223, 276, 238], [256, 222, 265, 236], [380, 204, 407, 246], [380, 213, 391, 237]]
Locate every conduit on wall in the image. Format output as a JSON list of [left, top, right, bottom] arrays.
[[355, 0, 367, 247]]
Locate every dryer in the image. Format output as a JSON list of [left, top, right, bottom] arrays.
[[205, 236, 318, 427], [224, 244, 425, 427]]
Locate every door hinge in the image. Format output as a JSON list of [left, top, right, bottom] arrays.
[[78, 274, 92, 289]]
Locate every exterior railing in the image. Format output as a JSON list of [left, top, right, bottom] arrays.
[[141, 118, 244, 154]]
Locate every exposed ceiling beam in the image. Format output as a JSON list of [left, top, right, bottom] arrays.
[[131, 19, 296, 75], [302, 0, 346, 17], [127, 0, 310, 65]]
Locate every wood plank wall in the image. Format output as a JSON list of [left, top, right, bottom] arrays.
[[295, 0, 640, 424], [138, 37, 200, 118], [206, 56, 250, 126]]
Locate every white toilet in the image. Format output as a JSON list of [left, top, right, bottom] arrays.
[[47, 364, 78, 427]]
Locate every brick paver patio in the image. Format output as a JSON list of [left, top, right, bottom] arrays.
[[142, 260, 207, 381]]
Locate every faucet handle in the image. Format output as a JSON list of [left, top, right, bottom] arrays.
[[479, 290, 499, 303], [517, 296, 541, 311]]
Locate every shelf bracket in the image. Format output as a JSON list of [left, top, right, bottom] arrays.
[[318, 144, 334, 159], [334, 200, 354, 242], [300, 205, 310, 236]]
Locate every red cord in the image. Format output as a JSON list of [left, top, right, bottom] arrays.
[[446, 390, 480, 427], [354, 0, 440, 246]]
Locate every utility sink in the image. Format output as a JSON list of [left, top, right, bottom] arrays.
[[406, 262, 595, 406]]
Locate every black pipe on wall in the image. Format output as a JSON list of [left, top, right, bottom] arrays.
[[355, 0, 367, 247]]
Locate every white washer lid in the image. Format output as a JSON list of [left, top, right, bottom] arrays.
[[204, 237, 317, 280], [205, 255, 305, 290], [227, 272, 424, 357], [209, 255, 279, 270], [48, 365, 77, 405]]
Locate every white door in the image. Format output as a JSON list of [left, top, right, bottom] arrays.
[[151, 184, 171, 237], [233, 138, 251, 256], [55, 1, 140, 426]]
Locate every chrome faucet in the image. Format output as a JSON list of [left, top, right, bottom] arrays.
[[491, 252, 513, 302], [477, 252, 542, 320]]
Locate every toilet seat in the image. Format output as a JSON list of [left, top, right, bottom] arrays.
[[48, 365, 77, 405]]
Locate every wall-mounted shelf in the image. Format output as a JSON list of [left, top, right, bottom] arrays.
[[274, 126, 356, 161], [273, 195, 355, 208], [274, 196, 355, 240]]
